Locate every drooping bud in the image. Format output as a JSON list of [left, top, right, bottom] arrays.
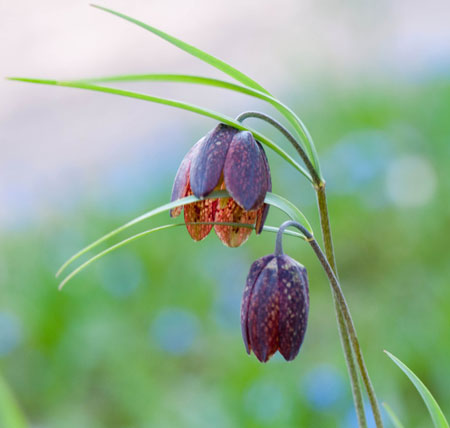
[[241, 253, 309, 362]]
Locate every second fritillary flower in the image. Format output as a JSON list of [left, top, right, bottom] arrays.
[[241, 253, 309, 362]]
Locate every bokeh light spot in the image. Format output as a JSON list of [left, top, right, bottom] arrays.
[[98, 253, 142, 298], [302, 365, 345, 410], [324, 130, 392, 195], [342, 400, 378, 428], [244, 380, 287, 422], [0, 312, 22, 356], [150, 308, 199, 355], [385, 155, 437, 207]]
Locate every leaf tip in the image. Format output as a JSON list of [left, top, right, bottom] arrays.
[[90, 4, 108, 12], [6, 77, 25, 82]]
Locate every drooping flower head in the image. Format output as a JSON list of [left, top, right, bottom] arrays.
[[241, 253, 309, 362], [170, 124, 271, 247]]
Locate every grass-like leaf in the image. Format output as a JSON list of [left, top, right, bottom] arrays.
[[77, 72, 304, 135], [382, 402, 405, 428], [57, 222, 304, 290], [56, 190, 312, 284], [385, 350, 449, 428], [90, 4, 269, 95], [0, 372, 27, 428], [89, 4, 322, 176], [265, 192, 312, 232], [8, 5, 323, 176], [8, 77, 312, 182], [75, 72, 322, 175], [55, 192, 217, 278], [58, 223, 183, 290]]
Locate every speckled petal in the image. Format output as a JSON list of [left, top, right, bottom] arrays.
[[254, 142, 272, 234], [276, 255, 309, 361], [254, 204, 269, 234], [190, 124, 238, 197], [170, 138, 203, 217], [241, 255, 275, 354], [246, 257, 280, 362], [214, 197, 257, 248], [183, 186, 217, 241], [223, 132, 269, 211]]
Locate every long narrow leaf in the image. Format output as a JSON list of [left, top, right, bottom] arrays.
[[90, 4, 269, 95], [0, 373, 27, 428], [385, 350, 449, 428], [55, 192, 218, 278], [265, 192, 312, 232], [382, 402, 405, 428], [75, 72, 321, 175], [75, 73, 301, 132], [56, 190, 312, 279], [8, 77, 312, 182], [57, 222, 304, 289], [58, 224, 182, 290], [89, 4, 322, 176]]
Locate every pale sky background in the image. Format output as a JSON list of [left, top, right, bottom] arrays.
[[1, 0, 449, 228]]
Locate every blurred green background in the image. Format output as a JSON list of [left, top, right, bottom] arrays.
[[1, 2, 450, 427]]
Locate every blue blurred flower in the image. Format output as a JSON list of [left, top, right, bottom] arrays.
[[301, 364, 346, 410], [0, 312, 22, 356], [210, 254, 248, 330], [97, 126, 190, 216], [342, 400, 379, 428], [150, 308, 199, 355], [323, 130, 392, 208]]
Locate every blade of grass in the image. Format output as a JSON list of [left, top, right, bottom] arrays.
[[8, 77, 312, 183], [58, 223, 182, 290], [57, 222, 304, 289], [55, 192, 216, 278], [56, 190, 311, 279], [0, 372, 27, 428], [382, 402, 404, 428], [90, 3, 321, 176], [90, 4, 269, 95], [265, 192, 313, 232], [74, 72, 322, 176], [385, 350, 449, 428]]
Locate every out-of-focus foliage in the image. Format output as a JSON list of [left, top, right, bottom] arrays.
[[0, 80, 449, 428], [385, 351, 449, 428]]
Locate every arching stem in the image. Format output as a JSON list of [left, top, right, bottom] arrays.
[[316, 184, 368, 427], [238, 110, 367, 427], [236, 111, 322, 185], [276, 221, 384, 428]]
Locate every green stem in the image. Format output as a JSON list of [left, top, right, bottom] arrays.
[[236, 111, 322, 185], [316, 185, 366, 427], [335, 295, 367, 427], [316, 184, 384, 428], [237, 109, 369, 427]]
